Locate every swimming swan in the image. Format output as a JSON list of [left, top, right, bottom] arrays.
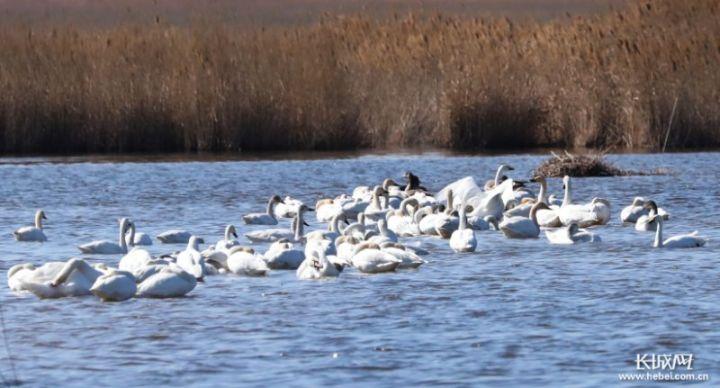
[[621, 197, 669, 223], [13, 210, 47, 242], [557, 176, 611, 227], [156, 229, 192, 244], [649, 212, 706, 248], [635, 200, 668, 232], [78, 218, 132, 254], [8, 258, 102, 299], [135, 263, 197, 298], [450, 205, 477, 252], [90, 268, 137, 302], [246, 205, 311, 243], [545, 223, 601, 244], [176, 236, 207, 280], [296, 247, 341, 279], [227, 246, 270, 276], [243, 195, 284, 225], [379, 242, 426, 269], [350, 242, 401, 274], [263, 239, 305, 270], [499, 202, 546, 239]]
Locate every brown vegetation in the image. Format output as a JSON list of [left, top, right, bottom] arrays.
[[533, 151, 632, 177], [0, 0, 718, 154]]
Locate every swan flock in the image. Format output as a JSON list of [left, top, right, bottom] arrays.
[[8, 164, 707, 302]]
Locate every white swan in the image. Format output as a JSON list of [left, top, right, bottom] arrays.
[[315, 197, 345, 222], [545, 223, 601, 245], [8, 258, 102, 299], [90, 268, 137, 302], [245, 205, 310, 243], [215, 224, 240, 250], [467, 215, 499, 231], [176, 236, 207, 280], [263, 239, 306, 270], [621, 197, 669, 223], [227, 246, 270, 276], [484, 164, 515, 191], [529, 176, 561, 227], [557, 176, 611, 227], [156, 229, 192, 244], [380, 242, 426, 269], [635, 200, 670, 232], [135, 263, 197, 298], [499, 202, 545, 239], [78, 218, 132, 254], [274, 196, 304, 219], [296, 247, 340, 280], [243, 195, 283, 225], [364, 186, 391, 221], [649, 214, 705, 248], [450, 205, 477, 252], [13, 210, 47, 242], [368, 219, 398, 244], [123, 222, 153, 246], [350, 242, 401, 274], [387, 197, 419, 236]]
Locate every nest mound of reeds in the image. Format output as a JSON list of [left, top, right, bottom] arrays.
[[533, 151, 637, 177]]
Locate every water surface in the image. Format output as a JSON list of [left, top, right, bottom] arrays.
[[1, 152, 719, 387]]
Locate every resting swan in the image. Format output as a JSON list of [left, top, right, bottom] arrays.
[[227, 246, 269, 276], [350, 242, 401, 274], [245, 205, 310, 243], [635, 200, 667, 232], [621, 197, 669, 223], [379, 242, 426, 269], [296, 247, 341, 280], [499, 202, 546, 239], [530, 176, 562, 227], [135, 263, 197, 298], [649, 213, 705, 249], [176, 236, 207, 280], [449, 205, 477, 253], [90, 267, 137, 302], [545, 223, 601, 244], [156, 229, 192, 244], [13, 210, 48, 242], [8, 258, 102, 299], [263, 239, 305, 270], [78, 218, 132, 254], [243, 195, 284, 225], [557, 176, 610, 227]]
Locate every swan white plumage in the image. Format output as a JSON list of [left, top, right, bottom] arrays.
[[90, 268, 137, 302], [386, 198, 419, 236], [13, 210, 47, 242], [545, 223, 601, 245], [243, 195, 284, 225], [499, 202, 545, 239], [263, 239, 305, 270], [274, 196, 304, 219], [449, 204, 477, 253], [246, 205, 310, 243], [528, 176, 561, 227], [621, 197, 669, 223], [156, 229, 192, 244], [379, 242, 426, 269], [176, 236, 207, 280], [557, 176, 611, 227], [78, 218, 132, 254], [635, 200, 670, 232], [227, 246, 270, 276], [8, 258, 102, 298], [649, 213, 705, 249], [350, 242, 401, 274], [368, 218, 399, 245], [135, 263, 197, 298], [124, 222, 153, 246], [296, 247, 341, 279]]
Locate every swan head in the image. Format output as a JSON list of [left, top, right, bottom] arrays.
[[188, 236, 204, 250], [530, 176, 546, 184], [631, 197, 645, 206], [36, 209, 47, 220], [270, 195, 283, 203], [591, 198, 611, 207], [498, 164, 515, 174], [643, 200, 659, 214], [299, 204, 313, 213], [562, 175, 571, 189], [226, 225, 238, 239], [382, 178, 400, 190]]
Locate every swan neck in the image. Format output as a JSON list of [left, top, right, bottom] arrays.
[[447, 190, 454, 212], [654, 217, 663, 248], [378, 220, 388, 236], [371, 190, 381, 210], [294, 213, 304, 241], [128, 223, 136, 247], [35, 211, 43, 229], [537, 180, 547, 204], [562, 180, 572, 207], [459, 209, 468, 230], [331, 215, 341, 233], [494, 167, 504, 186], [266, 198, 278, 218], [119, 221, 128, 251], [529, 206, 540, 227], [224, 225, 233, 241]]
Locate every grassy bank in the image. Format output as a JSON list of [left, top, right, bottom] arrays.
[[0, 0, 718, 154]]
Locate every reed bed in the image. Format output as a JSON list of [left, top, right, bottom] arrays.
[[0, 0, 718, 154]]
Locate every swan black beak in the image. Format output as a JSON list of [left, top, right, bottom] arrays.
[[307, 207, 315, 212], [507, 166, 515, 171], [42, 214, 48, 219], [303, 221, 310, 226], [232, 232, 238, 238], [197, 238, 205, 244], [197, 277, 205, 283]]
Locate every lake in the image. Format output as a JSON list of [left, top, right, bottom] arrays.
[[1, 152, 719, 387]]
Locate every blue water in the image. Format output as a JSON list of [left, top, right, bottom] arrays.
[[1, 152, 719, 387]]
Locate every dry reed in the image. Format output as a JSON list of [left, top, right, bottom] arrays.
[[0, 0, 718, 154]]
